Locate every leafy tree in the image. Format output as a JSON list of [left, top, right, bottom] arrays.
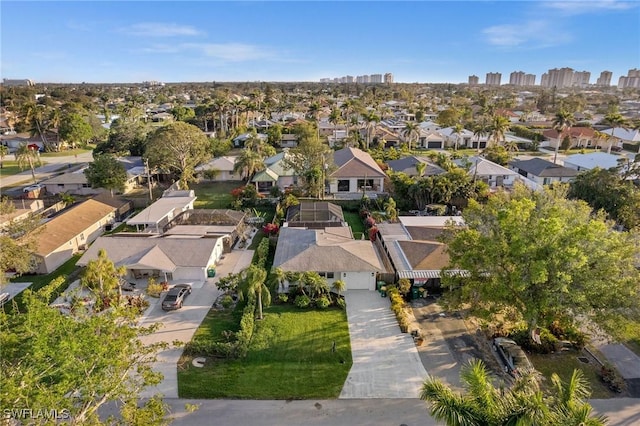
[[238, 265, 270, 320], [84, 154, 128, 196], [285, 122, 332, 196], [15, 142, 41, 183], [96, 119, 150, 156], [171, 105, 196, 122], [145, 122, 211, 189], [209, 138, 232, 157], [441, 184, 640, 332], [482, 145, 510, 166], [436, 108, 460, 128], [0, 281, 168, 425], [568, 167, 640, 230], [266, 123, 283, 147], [0, 144, 7, 168], [59, 112, 94, 148], [0, 198, 41, 285], [420, 359, 606, 426]]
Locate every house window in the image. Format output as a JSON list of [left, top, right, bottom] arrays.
[[82, 183, 91, 188], [337, 180, 349, 192], [80, 233, 85, 241], [326, 272, 334, 279], [318, 272, 326, 278], [58, 184, 65, 188], [357, 179, 374, 190]]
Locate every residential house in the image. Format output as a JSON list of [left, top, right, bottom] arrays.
[[273, 226, 384, 291], [563, 152, 623, 172], [41, 160, 144, 196], [126, 190, 196, 233], [376, 216, 466, 292], [438, 127, 476, 149], [453, 156, 520, 188], [162, 209, 247, 252], [418, 120, 441, 132], [91, 193, 133, 222], [31, 199, 117, 274], [371, 125, 402, 148], [195, 156, 240, 181], [386, 156, 446, 177], [543, 127, 596, 150], [509, 158, 578, 185], [279, 133, 299, 148], [77, 235, 224, 282], [415, 129, 447, 149], [328, 147, 386, 195], [601, 128, 640, 150], [251, 150, 297, 193], [285, 201, 347, 229], [232, 132, 267, 148]]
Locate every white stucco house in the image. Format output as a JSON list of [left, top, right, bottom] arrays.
[[328, 147, 386, 194]]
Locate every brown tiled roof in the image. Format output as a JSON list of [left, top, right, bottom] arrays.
[[330, 147, 386, 178], [35, 199, 115, 255], [397, 240, 449, 270]]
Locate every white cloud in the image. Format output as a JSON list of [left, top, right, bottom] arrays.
[[544, 0, 636, 15], [482, 20, 572, 49], [138, 42, 278, 63], [118, 23, 203, 37]]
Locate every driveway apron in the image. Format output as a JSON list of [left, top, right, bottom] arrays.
[[340, 290, 429, 399]]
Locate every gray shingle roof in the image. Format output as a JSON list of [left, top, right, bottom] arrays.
[[509, 158, 578, 178]]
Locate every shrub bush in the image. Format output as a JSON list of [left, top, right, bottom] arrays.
[[277, 293, 289, 304], [294, 295, 311, 309], [146, 282, 164, 298], [221, 295, 234, 310], [336, 297, 346, 310], [316, 296, 330, 309]]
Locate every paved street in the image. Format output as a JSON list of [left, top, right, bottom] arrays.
[[0, 151, 93, 189]]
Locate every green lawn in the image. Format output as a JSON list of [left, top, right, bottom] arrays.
[[178, 304, 352, 399], [343, 211, 366, 239], [528, 351, 616, 399], [191, 181, 244, 209], [0, 161, 47, 178], [40, 146, 94, 157], [597, 315, 640, 356]]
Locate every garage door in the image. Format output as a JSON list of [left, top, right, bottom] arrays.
[[344, 272, 375, 290], [427, 141, 442, 149]]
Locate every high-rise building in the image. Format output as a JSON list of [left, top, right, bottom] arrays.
[[618, 68, 640, 88], [1, 78, 35, 87], [485, 72, 501, 86], [384, 73, 394, 84], [596, 71, 612, 87], [468, 75, 479, 85], [541, 67, 574, 88], [572, 71, 591, 88], [370, 74, 383, 83]]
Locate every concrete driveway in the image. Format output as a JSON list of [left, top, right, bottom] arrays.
[[340, 290, 429, 399], [139, 249, 254, 398]]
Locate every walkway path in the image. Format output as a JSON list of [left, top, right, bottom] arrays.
[[339, 290, 428, 398]]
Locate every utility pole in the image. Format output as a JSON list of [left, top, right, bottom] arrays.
[[145, 159, 153, 202]]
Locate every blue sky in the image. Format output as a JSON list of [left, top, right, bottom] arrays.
[[2, 1, 639, 84]]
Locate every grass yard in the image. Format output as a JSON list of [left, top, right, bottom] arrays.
[[191, 181, 244, 209], [528, 351, 616, 399], [40, 146, 94, 157], [343, 211, 366, 239], [0, 161, 47, 178], [597, 315, 640, 356], [178, 304, 352, 399]]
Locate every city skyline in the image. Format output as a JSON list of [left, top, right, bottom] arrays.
[[1, 1, 638, 84]]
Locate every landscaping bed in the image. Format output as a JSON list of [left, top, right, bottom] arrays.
[[178, 304, 352, 399]]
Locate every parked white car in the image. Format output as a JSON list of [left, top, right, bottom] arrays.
[[23, 183, 44, 193]]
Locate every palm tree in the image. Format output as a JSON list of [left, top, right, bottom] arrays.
[[329, 107, 343, 146], [402, 121, 420, 151], [233, 149, 265, 181], [552, 109, 576, 164], [331, 279, 346, 296], [415, 161, 427, 178], [301, 271, 329, 298], [420, 359, 606, 426], [593, 130, 610, 152], [239, 265, 270, 320], [268, 267, 288, 293], [15, 143, 41, 183], [489, 115, 511, 147], [603, 108, 628, 154], [451, 123, 464, 151], [383, 197, 398, 222], [363, 111, 381, 150], [0, 145, 7, 169], [472, 118, 490, 154]]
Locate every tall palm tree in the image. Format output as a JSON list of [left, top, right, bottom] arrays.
[[489, 115, 511, 147], [301, 271, 329, 298], [329, 107, 343, 146], [472, 121, 489, 154], [451, 123, 464, 151], [363, 111, 381, 150], [420, 359, 606, 426], [402, 121, 420, 151], [603, 108, 628, 154], [239, 265, 270, 320], [415, 161, 427, 178], [552, 109, 576, 164], [15, 143, 42, 183]]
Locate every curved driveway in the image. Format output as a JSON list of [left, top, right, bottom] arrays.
[[340, 290, 429, 399]]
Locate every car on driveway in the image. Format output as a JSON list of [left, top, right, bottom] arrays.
[[493, 337, 534, 377], [161, 285, 191, 311], [23, 183, 44, 193]]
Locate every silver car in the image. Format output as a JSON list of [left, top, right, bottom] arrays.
[[493, 337, 534, 377]]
